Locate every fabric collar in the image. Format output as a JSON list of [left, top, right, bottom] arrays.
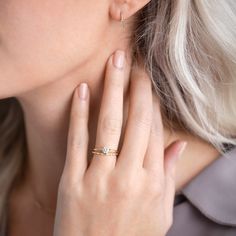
[[181, 146, 236, 226]]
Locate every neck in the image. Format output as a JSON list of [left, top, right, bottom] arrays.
[[15, 49, 221, 212], [16, 44, 132, 208]]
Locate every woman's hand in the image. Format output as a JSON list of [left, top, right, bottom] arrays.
[[53, 50, 187, 236]]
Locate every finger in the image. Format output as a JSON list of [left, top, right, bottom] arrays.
[[164, 141, 187, 213], [143, 93, 164, 174], [63, 83, 90, 182], [88, 50, 126, 174], [116, 64, 153, 171]]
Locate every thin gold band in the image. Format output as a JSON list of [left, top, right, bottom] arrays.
[[92, 146, 119, 156], [92, 151, 118, 156], [93, 148, 117, 152]]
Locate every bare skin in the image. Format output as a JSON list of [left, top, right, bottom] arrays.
[[0, 0, 220, 235], [7, 137, 219, 236], [8, 131, 219, 236], [7, 51, 220, 236]]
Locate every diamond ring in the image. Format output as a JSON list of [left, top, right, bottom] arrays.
[[92, 146, 118, 156]]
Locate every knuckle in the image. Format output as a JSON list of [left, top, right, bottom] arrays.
[[115, 182, 131, 198], [133, 107, 152, 128], [84, 172, 107, 199], [71, 108, 87, 120], [110, 177, 134, 199], [145, 177, 164, 197], [100, 116, 122, 136]]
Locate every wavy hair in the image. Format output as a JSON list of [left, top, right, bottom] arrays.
[[0, 0, 236, 233]]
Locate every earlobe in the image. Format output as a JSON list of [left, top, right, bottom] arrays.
[[109, 1, 128, 22], [109, 0, 151, 22]]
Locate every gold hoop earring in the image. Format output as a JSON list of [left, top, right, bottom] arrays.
[[120, 11, 125, 29]]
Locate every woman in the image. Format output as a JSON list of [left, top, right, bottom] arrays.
[[0, 0, 235, 235]]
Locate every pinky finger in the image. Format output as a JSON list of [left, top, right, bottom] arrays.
[[63, 83, 90, 182], [164, 141, 187, 216]]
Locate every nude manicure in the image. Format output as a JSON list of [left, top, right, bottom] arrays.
[[78, 83, 88, 100], [113, 50, 125, 69]]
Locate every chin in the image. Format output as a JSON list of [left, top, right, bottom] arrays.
[[0, 91, 16, 100], [0, 84, 34, 100]]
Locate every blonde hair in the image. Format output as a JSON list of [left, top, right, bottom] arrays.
[[0, 0, 236, 232]]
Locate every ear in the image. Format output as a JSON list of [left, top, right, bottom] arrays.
[[109, 0, 151, 21]]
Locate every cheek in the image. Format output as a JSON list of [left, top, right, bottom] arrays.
[[0, 0, 108, 98]]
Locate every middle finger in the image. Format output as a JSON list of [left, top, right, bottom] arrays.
[[88, 50, 126, 173]]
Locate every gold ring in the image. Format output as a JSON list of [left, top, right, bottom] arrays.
[[92, 146, 118, 156]]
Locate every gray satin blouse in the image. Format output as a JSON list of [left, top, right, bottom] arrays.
[[167, 146, 236, 236]]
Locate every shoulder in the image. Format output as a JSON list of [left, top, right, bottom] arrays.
[[167, 146, 236, 236]]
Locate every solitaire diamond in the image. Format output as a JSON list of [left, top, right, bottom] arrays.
[[102, 147, 110, 154]]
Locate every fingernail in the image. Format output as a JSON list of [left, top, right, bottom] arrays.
[[177, 141, 187, 160], [113, 50, 125, 69], [78, 83, 88, 100]]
